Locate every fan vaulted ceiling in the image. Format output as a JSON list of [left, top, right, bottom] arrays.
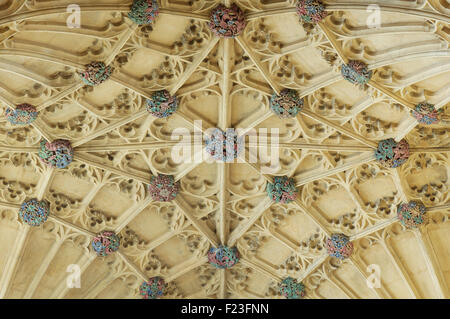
[[0, 0, 449, 299]]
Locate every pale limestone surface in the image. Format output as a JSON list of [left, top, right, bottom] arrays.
[[0, 0, 448, 299]]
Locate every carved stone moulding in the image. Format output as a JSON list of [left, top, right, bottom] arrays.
[[38, 139, 74, 169], [146, 90, 179, 118], [140, 276, 166, 299], [296, 0, 328, 24], [205, 128, 244, 162], [19, 199, 50, 226], [78, 62, 113, 86], [208, 4, 246, 38], [207, 245, 240, 269], [374, 138, 410, 168], [5, 104, 39, 125], [412, 102, 442, 125], [397, 201, 428, 229], [148, 174, 180, 202], [326, 233, 353, 260], [266, 176, 298, 204], [278, 277, 306, 299], [91, 231, 121, 257], [341, 60, 372, 86], [128, 0, 160, 25], [269, 89, 304, 119]]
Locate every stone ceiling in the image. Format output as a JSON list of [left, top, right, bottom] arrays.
[[0, 0, 448, 299]]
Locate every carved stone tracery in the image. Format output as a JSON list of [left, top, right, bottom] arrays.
[[0, 0, 448, 300]]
